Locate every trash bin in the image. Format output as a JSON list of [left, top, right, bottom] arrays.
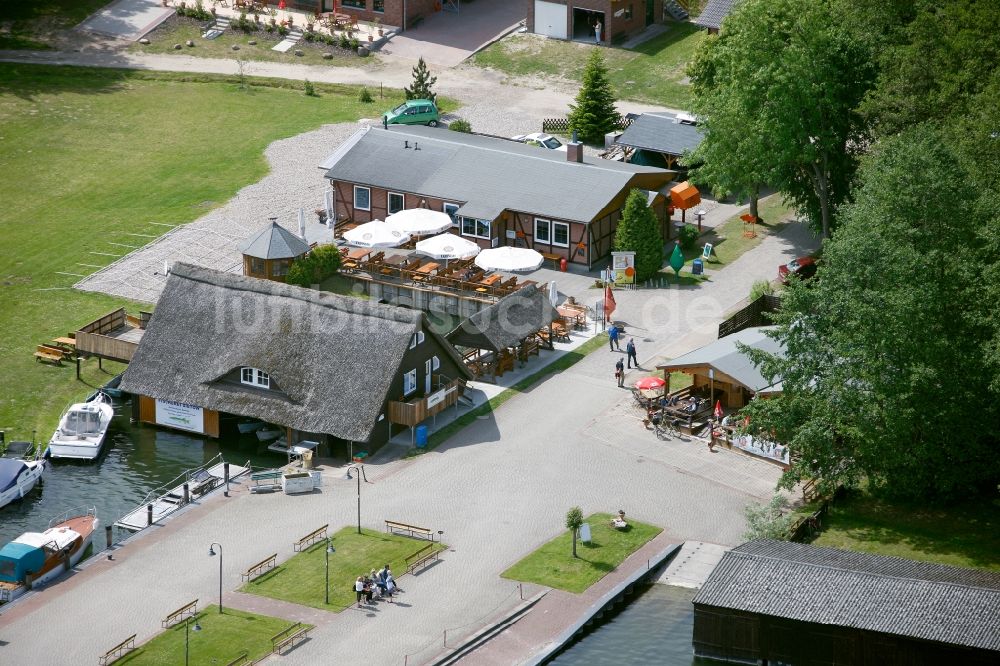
[[415, 425, 429, 448], [692, 258, 704, 275]]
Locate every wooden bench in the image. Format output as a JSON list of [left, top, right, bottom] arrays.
[[293, 524, 328, 552], [241, 553, 277, 582], [404, 543, 440, 575], [541, 252, 561, 269], [34, 344, 64, 365], [161, 599, 197, 628], [271, 622, 311, 655], [99, 634, 136, 665], [385, 520, 434, 540]]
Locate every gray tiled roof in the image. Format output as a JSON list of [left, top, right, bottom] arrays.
[[656, 326, 782, 392], [119, 264, 470, 442], [615, 113, 704, 157], [447, 285, 558, 352], [238, 221, 310, 260], [693, 0, 738, 30], [695, 540, 1000, 651], [322, 126, 670, 223]]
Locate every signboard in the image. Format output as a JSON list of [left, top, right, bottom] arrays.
[[611, 251, 636, 285], [505, 229, 516, 239], [579, 523, 592, 543], [426, 387, 455, 409], [155, 399, 205, 434], [702, 243, 713, 259]]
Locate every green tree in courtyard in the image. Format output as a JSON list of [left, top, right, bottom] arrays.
[[566, 506, 584, 558], [286, 245, 342, 287], [567, 50, 619, 145], [614, 189, 663, 282], [668, 243, 684, 276], [404, 56, 437, 102], [740, 126, 1000, 501]]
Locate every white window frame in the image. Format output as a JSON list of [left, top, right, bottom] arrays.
[[409, 330, 425, 349], [354, 185, 371, 211], [240, 367, 270, 389], [460, 217, 491, 240], [388, 191, 405, 215], [443, 202, 460, 227], [552, 221, 570, 248], [432, 355, 440, 371], [403, 369, 417, 396], [534, 218, 551, 244]]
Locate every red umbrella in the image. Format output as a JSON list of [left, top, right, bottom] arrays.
[[634, 376, 666, 391], [278, 0, 286, 8], [713, 400, 723, 420]]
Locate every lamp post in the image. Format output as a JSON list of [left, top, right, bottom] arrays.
[[208, 543, 223, 614], [184, 615, 202, 666], [343, 465, 369, 534], [325, 537, 336, 605], [695, 208, 706, 233]]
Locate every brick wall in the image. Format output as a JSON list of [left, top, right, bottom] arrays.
[[527, 0, 662, 43], [321, 0, 439, 30]]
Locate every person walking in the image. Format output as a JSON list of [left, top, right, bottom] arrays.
[[608, 324, 621, 351], [615, 357, 625, 387], [626, 338, 638, 368], [355, 576, 365, 608]]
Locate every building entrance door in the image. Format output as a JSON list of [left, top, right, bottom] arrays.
[[646, 0, 655, 26]]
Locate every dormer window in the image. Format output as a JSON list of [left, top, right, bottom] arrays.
[[241, 367, 270, 389]]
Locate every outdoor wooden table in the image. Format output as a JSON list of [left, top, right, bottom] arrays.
[[556, 307, 585, 327], [480, 274, 502, 286], [517, 280, 538, 290], [384, 254, 410, 267], [52, 337, 77, 347], [347, 248, 372, 261], [416, 262, 439, 274]]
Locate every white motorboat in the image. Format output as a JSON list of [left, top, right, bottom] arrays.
[[0, 507, 98, 603], [0, 457, 46, 511], [256, 427, 282, 442], [48, 394, 114, 460], [237, 420, 265, 434]]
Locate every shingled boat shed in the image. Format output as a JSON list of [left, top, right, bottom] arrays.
[[118, 263, 471, 458], [693, 540, 1000, 665], [446, 285, 559, 381]]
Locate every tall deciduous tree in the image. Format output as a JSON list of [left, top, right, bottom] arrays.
[[566, 506, 583, 558], [687, 0, 876, 238], [742, 126, 999, 501], [404, 57, 437, 102], [614, 189, 663, 282], [567, 50, 619, 145]]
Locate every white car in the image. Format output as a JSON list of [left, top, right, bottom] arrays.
[[511, 132, 567, 152]]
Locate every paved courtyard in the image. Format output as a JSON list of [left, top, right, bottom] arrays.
[[76, 0, 173, 41]]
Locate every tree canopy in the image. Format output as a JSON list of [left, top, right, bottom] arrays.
[[404, 57, 437, 102], [568, 50, 619, 145]]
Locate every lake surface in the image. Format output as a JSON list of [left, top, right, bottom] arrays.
[[0, 400, 281, 545], [550, 584, 712, 665]]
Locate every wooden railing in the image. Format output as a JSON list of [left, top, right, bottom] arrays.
[[718, 295, 781, 339], [388, 376, 465, 427], [75, 308, 143, 362]]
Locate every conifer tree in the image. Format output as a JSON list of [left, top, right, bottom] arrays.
[[404, 56, 437, 102], [567, 50, 619, 144], [614, 189, 664, 282]]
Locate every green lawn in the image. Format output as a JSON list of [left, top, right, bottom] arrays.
[[472, 24, 705, 107], [0, 0, 108, 49], [240, 527, 444, 610], [502, 513, 662, 593], [806, 492, 1000, 571], [131, 16, 381, 69], [0, 63, 403, 442], [117, 608, 297, 665]]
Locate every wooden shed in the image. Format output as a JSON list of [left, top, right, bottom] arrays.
[[238, 220, 311, 283]]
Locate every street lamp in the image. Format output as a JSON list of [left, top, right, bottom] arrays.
[[343, 465, 369, 534], [208, 543, 223, 614], [324, 537, 336, 605], [184, 615, 202, 666], [695, 208, 706, 233]]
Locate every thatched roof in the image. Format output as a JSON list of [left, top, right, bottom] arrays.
[[119, 263, 468, 442], [447, 285, 558, 352]]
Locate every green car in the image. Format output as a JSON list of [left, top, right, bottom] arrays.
[[382, 99, 440, 127]]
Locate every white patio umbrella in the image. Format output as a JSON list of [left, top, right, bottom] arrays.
[[415, 233, 480, 265], [297, 207, 307, 240], [549, 280, 559, 306], [343, 221, 411, 248], [474, 247, 544, 272], [385, 209, 454, 237], [324, 189, 334, 230]]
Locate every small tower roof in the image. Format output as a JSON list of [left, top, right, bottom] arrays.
[[238, 221, 310, 260]]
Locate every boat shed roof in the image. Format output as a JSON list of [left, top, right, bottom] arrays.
[[657, 326, 782, 392], [616, 113, 704, 157], [446, 285, 558, 352]]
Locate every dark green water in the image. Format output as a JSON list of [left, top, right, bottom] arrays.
[[0, 400, 281, 545], [550, 584, 712, 665]]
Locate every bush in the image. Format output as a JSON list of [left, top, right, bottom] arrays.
[[285, 245, 342, 287], [338, 33, 349, 48], [349, 37, 359, 50], [278, 24, 289, 36], [743, 495, 796, 541], [449, 118, 472, 133], [678, 223, 699, 250], [358, 87, 374, 103], [264, 22, 275, 32], [303, 31, 315, 42], [749, 279, 775, 301], [304, 79, 317, 97], [324, 34, 336, 45]]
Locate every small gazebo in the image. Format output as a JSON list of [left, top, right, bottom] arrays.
[[670, 181, 702, 227], [238, 220, 310, 282]]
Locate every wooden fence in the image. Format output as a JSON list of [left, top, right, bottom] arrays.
[[541, 116, 633, 135], [718, 294, 781, 339]]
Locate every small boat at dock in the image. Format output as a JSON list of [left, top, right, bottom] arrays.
[[237, 420, 265, 434], [48, 394, 114, 461], [256, 427, 282, 442], [0, 506, 98, 603], [0, 457, 47, 511]]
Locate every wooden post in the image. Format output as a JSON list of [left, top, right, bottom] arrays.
[[105, 525, 113, 549], [98, 356, 102, 371], [75, 356, 81, 380]]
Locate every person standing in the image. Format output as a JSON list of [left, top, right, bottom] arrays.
[[594, 19, 602, 44], [355, 576, 365, 608], [608, 324, 621, 351], [615, 357, 625, 387], [626, 338, 638, 368]]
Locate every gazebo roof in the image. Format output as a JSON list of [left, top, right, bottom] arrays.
[[238, 221, 310, 260]]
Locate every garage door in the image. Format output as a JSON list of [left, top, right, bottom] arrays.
[[534, 1, 568, 40]]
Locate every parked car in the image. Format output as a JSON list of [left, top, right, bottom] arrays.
[[511, 132, 567, 152], [778, 256, 818, 283], [383, 99, 440, 127]]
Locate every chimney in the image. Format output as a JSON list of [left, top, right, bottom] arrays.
[[414, 142, 420, 150], [567, 141, 584, 163]]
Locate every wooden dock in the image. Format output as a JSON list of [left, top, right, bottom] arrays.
[[114, 460, 249, 531]]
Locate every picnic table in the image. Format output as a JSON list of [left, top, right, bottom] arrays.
[[347, 248, 372, 260], [413, 262, 440, 283], [52, 337, 77, 348], [556, 306, 586, 329], [475, 274, 502, 294]]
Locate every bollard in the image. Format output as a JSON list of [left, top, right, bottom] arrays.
[[519, 583, 523, 600], [224, 462, 230, 497], [106, 525, 113, 549], [183, 482, 190, 505], [147, 503, 153, 527], [443, 630, 446, 648]]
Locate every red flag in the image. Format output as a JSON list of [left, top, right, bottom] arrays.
[[604, 284, 616, 322], [714, 400, 723, 420]]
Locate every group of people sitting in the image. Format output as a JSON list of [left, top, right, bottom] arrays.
[[354, 565, 397, 607]]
